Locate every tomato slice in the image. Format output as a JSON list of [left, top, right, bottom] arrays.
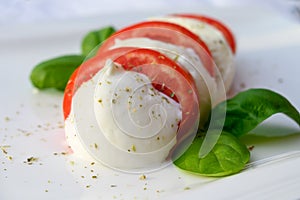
[[174, 14, 236, 54], [63, 47, 136, 120], [97, 21, 214, 76], [63, 47, 199, 142], [63, 67, 79, 120]]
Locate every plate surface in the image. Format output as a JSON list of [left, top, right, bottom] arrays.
[[1, 5, 300, 200]]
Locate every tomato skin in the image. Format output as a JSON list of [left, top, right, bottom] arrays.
[[174, 14, 236, 54], [97, 21, 214, 76], [63, 68, 79, 120]]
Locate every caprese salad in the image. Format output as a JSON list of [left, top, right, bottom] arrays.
[[62, 14, 235, 171], [30, 13, 299, 177]]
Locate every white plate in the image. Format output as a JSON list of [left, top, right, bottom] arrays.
[[1, 5, 300, 200]]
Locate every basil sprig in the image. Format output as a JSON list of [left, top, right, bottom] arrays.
[[174, 88, 300, 177]]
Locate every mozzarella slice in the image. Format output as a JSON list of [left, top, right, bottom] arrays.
[[65, 61, 184, 171]]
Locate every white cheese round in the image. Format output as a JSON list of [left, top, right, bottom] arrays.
[[65, 61, 185, 171]]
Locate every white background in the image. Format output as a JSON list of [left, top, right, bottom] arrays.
[[1, 1, 300, 200], [1, 0, 299, 26]]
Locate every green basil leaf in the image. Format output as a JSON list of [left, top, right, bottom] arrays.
[[81, 26, 116, 56], [174, 132, 250, 177], [211, 88, 300, 137], [30, 55, 85, 91]]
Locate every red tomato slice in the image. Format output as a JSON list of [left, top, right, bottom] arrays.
[[97, 21, 214, 76], [63, 67, 79, 120], [174, 14, 236, 54], [63, 47, 136, 120], [63, 47, 199, 142]]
